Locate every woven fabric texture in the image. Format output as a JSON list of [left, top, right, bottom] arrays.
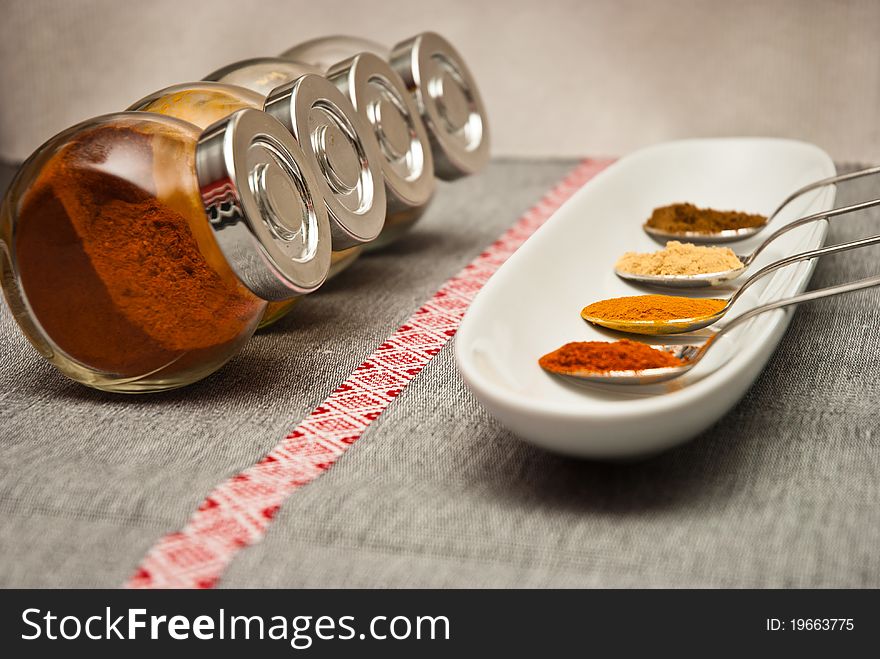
[[1, 160, 878, 588]]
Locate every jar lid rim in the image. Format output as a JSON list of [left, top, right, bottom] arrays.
[[264, 74, 388, 249], [328, 52, 435, 208], [389, 31, 490, 180], [195, 108, 332, 300]]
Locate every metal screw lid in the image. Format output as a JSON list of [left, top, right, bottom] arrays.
[[264, 74, 387, 249], [195, 108, 332, 300], [204, 57, 323, 98], [389, 32, 490, 181], [327, 52, 435, 211]]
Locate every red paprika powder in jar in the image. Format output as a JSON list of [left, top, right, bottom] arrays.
[[0, 109, 331, 392], [129, 79, 387, 327]]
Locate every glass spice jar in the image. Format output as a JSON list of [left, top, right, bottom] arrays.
[[129, 80, 386, 327], [205, 57, 324, 98], [283, 32, 490, 182], [0, 109, 331, 392], [209, 55, 436, 248]]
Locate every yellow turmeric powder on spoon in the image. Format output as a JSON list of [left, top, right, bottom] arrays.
[[582, 294, 727, 322]]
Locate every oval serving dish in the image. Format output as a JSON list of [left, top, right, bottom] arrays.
[[456, 138, 835, 458]]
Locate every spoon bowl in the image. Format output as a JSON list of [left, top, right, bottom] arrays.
[[614, 260, 748, 288], [626, 194, 880, 289], [621, 208, 880, 295], [580, 308, 724, 335], [551, 344, 703, 385], [560, 272, 880, 385], [643, 224, 762, 244], [594, 233, 880, 335], [642, 165, 880, 244]]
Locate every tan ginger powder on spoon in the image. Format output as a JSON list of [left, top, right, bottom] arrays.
[[616, 241, 744, 276]]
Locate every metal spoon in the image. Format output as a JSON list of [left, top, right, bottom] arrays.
[[586, 233, 880, 334], [643, 165, 880, 244], [554, 273, 880, 385], [620, 194, 880, 288]]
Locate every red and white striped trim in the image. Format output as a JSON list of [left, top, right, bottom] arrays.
[[126, 158, 613, 589]]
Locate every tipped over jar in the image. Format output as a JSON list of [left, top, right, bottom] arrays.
[[0, 30, 491, 393], [130, 75, 388, 326], [0, 109, 332, 392]]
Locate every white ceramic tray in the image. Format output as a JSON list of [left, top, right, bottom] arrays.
[[456, 138, 836, 458]]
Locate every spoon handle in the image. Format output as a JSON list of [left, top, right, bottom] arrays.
[[747, 195, 880, 265], [729, 233, 880, 308], [715, 273, 880, 342], [766, 165, 880, 225]]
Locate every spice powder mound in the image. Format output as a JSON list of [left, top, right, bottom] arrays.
[[615, 240, 744, 276], [645, 203, 766, 234], [581, 295, 727, 322], [14, 123, 264, 376], [539, 340, 684, 373]]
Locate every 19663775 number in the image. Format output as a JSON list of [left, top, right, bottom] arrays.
[[792, 619, 854, 631], [767, 618, 854, 631]]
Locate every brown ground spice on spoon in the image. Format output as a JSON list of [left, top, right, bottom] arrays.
[[645, 203, 767, 234]]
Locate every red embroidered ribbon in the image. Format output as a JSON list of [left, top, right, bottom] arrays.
[[127, 158, 612, 589]]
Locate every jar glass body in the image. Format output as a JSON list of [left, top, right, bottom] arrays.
[[0, 114, 266, 392], [134, 83, 362, 328]]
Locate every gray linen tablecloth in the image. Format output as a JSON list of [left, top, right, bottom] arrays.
[[0, 159, 878, 588]]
